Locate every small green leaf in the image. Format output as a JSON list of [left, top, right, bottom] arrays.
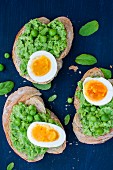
[[0, 81, 14, 95], [64, 114, 70, 125], [75, 54, 97, 65], [33, 83, 51, 90], [48, 94, 57, 102], [7, 162, 14, 170], [79, 20, 99, 36], [100, 68, 112, 79]]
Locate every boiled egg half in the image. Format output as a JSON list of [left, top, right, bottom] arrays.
[[27, 51, 57, 83], [83, 77, 113, 106], [27, 122, 66, 148]]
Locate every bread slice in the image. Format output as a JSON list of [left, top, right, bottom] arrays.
[[12, 17, 74, 84], [2, 86, 66, 162], [73, 67, 113, 144]]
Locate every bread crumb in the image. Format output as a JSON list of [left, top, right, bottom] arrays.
[[110, 65, 113, 68], [79, 71, 81, 74], [72, 167, 75, 169], [69, 143, 72, 145], [23, 80, 27, 82], [69, 65, 78, 72], [5, 94, 8, 97], [9, 151, 11, 153], [75, 142, 78, 145]]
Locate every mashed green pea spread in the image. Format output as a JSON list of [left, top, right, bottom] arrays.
[[16, 19, 67, 75], [75, 80, 113, 137], [10, 102, 61, 160]]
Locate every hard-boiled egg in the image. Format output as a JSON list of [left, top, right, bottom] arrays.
[[27, 51, 57, 83], [27, 122, 66, 148], [83, 77, 113, 106]]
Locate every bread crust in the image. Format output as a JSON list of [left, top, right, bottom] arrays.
[[2, 86, 66, 162], [73, 67, 113, 144], [12, 17, 74, 84]]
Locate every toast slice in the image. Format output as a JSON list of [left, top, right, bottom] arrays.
[[73, 67, 113, 144], [2, 86, 66, 162], [12, 17, 74, 84]]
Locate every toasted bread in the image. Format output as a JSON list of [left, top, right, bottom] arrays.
[[2, 86, 66, 162], [73, 67, 113, 144], [12, 17, 74, 84]]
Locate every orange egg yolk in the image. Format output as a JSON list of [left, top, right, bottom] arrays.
[[31, 55, 51, 76], [32, 124, 59, 142], [84, 80, 108, 101]]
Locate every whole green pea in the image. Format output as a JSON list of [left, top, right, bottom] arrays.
[[91, 106, 96, 112], [29, 105, 36, 111], [27, 115, 33, 122], [54, 35, 59, 40], [15, 118, 21, 126], [49, 29, 57, 36], [31, 29, 38, 37], [4, 53, 10, 58], [30, 110, 36, 116], [34, 115, 41, 121], [0, 64, 4, 71], [40, 35, 47, 43], [67, 97, 73, 104], [101, 114, 109, 122], [90, 115, 97, 122], [85, 106, 90, 112], [96, 128, 104, 135]]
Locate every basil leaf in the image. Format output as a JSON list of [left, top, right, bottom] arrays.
[[64, 114, 70, 125], [0, 81, 14, 95], [79, 20, 99, 36], [48, 94, 57, 102], [100, 68, 112, 79], [33, 83, 51, 90], [7, 162, 14, 170], [75, 54, 97, 65]]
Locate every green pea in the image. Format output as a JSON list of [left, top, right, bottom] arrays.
[[30, 110, 36, 116], [0, 64, 4, 71], [15, 118, 21, 126], [40, 35, 47, 43], [91, 106, 96, 112], [54, 35, 59, 40], [31, 29, 38, 37], [28, 105, 36, 111], [20, 127, 25, 132], [4, 53, 10, 58], [67, 97, 73, 104], [34, 115, 41, 121], [39, 26, 44, 31], [49, 29, 57, 36], [95, 128, 104, 135], [27, 115, 33, 122], [85, 106, 90, 112], [101, 114, 109, 122], [90, 115, 97, 122]]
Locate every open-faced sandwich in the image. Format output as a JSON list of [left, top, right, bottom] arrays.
[[2, 87, 66, 162], [73, 67, 113, 144], [12, 17, 73, 84]]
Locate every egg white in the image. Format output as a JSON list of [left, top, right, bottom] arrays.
[[27, 122, 66, 148], [83, 77, 113, 106], [27, 51, 57, 83]]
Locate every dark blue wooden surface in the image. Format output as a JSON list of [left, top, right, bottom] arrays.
[[0, 0, 113, 170]]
